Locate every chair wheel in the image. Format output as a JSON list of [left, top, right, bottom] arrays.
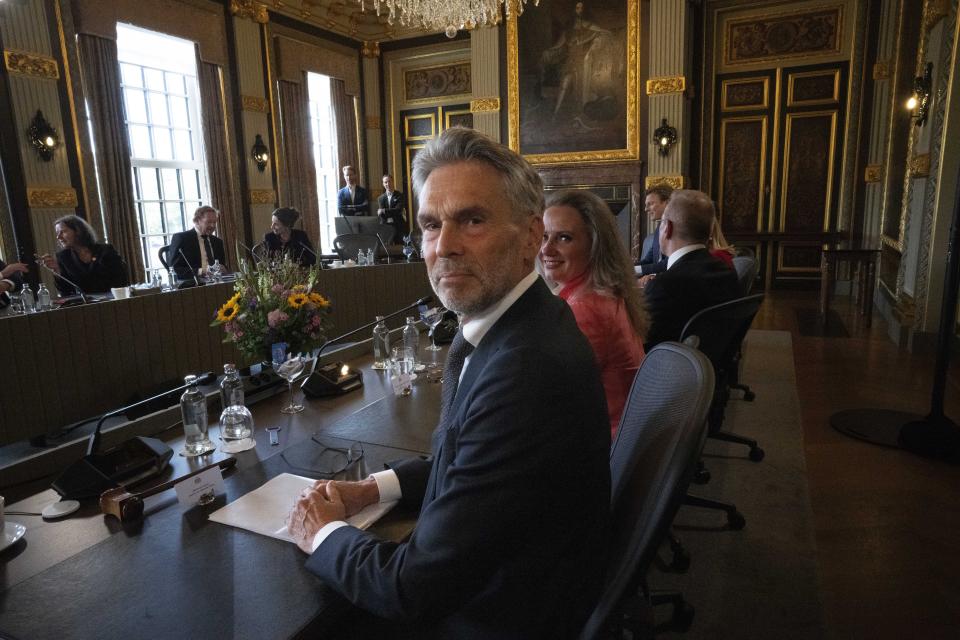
[[743, 390, 756, 401], [693, 468, 711, 484], [672, 600, 695, 631], [669, 548, 691, 573], [749, 447, 765, 462], [728, 510, 746, 530]]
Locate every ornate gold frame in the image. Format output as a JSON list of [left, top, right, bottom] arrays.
[[721, 76, 770, 111], [506, 0, 639, 165], [786, 68, 841, 107], [778, 110, 838, 233], [717, 114, 769, 233]]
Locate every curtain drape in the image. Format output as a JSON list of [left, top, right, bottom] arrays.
[[331, 77, 359, 181], [278, 79, 321, 248], [76, 34, 145, 281], [197, 59, 241, 270]]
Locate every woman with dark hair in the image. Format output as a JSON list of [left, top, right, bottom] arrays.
[[539, 189, 648, 436], [262, 207, 316, 266], [39, 215, 129, 296]]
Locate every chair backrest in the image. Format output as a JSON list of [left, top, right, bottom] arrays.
[[581, 342, 715, 639], [679, 293, 764, 375], [158, 245, 171, 270], [732, 255, 759, 295], [333, 234, 380, 261]]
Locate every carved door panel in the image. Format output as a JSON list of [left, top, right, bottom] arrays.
[[398, 104, 473, 222], [713, 62, 847, 288]]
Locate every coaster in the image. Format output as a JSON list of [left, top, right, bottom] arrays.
[[41, 500, 80, 519]]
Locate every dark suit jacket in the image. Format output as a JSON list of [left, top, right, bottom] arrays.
[[637, 222, 667, 275], [167, 229, 227, 280], [0, 259, 23, 308], [644, 247, 742, 348], [306, 278, 610, 638], [262, 229, 316, 267], [338, 185, 370, 216], [377, 190, 406, 243], [54, 244, 129, 296]]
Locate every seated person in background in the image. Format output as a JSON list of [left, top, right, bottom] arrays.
[[539, 188, 648, 437], [635, 184, 672, 276], [0, 259, 29, 308], [287, 127, 609, 638], [337, 165, 370, 216], [641, 189, 741, 348], [377, 173, 406, 243], [39, 215, 129, 296], [708, 217, 736, 268], [168, 205, 227, 280], [262, 207, 316, 267]]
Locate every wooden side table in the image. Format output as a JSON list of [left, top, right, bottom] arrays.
[[819, 246, 880, 327]]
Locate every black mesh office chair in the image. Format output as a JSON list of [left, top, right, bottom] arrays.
[[332, 234, 381, 262], [580, 342, 715, 640], [158, 245, 171, 270], [730, 255, 760, 401]]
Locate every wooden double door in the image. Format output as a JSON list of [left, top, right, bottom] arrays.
[[713, 62, 847, 288], [398, 104, 473, 220]]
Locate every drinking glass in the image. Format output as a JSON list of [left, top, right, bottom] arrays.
[[420, 305, 446, 352], [274, 353, 305, 414], [208, 260, 224, 282], [390, 346, 415, 397], [402, 245, 415, 262]]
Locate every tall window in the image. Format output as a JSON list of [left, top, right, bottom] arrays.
[[307, 73, 340, 254], [116, 23, 209, 276]]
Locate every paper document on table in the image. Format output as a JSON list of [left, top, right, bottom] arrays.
[[209, 472, 397, 543]]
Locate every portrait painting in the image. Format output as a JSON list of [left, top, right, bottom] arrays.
[[508, 0, 638, 164]]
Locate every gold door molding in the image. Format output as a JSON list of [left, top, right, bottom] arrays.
[[786, 69, 841, 106], [721, 76, 770, 111], [779, 109, 838, 233], [717, 115, 769, 233]]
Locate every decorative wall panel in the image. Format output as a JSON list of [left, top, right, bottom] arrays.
[[788, 69, 840, 105], [781, 111, 837, 232], [718, 117, 767, 233], [721, 77, 769, 110], [403, 63, 471, 101], [725, 5, 843, 65]]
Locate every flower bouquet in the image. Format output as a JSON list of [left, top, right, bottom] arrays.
[[212, 257, 333, 364]]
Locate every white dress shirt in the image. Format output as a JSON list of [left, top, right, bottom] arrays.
[[310, 270, 541, 552], [666, 243, 706, 269]]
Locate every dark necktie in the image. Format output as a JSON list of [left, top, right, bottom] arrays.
[[439, 330, 475, 427]]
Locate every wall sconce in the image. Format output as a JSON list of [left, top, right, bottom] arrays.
[[653, 117, 678, 157], [27, 109, 60, 162], [906, 62, 933, 127], [251, 134, 269, 172]]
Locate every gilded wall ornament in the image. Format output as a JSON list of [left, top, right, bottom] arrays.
[[645, 76, 686, 95], [4, 50, 59, 80], [230, 0, 269, 23], [724, 5, 842, 65], [241, 95, 270, 113], [645, 175, 686, 190], [923, 0, 949, 31], [470, 98, 501, 112], [249, 189, 277, 205], [404, 63, 471, 101], [361, 41, 381, 58], [27, 187, 78, 208], [864, 164, 883, 183], [365, 115, 382, 129], [872, 60, 890, 80], [909, 153, 931, 178]]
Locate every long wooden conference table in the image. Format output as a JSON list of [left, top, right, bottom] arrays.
[[0, 347, 444, 639]]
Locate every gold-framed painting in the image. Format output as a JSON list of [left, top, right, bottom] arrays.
[[507, 0, 639, 164]]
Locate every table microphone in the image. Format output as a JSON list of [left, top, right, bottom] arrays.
[[178, 248, 201, 287], [239, 241, 264, 264], [374, 233, 392, 264], [38, 262, 88, 304]]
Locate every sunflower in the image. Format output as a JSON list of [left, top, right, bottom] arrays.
[[216, 301, 239, 322], [287, 292, 309, 308], [308, 292, 330, 308], [227, 292, 241, 306]]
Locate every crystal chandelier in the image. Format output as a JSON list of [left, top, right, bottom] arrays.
[[358, 0, 539, 38]]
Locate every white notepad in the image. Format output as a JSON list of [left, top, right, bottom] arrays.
[[209, 472, 397, 543]]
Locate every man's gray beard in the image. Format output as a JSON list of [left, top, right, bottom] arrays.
[[430, 273, 515, 318]]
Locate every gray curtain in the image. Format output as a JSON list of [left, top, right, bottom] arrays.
[[76, 34, 145, 281], [277, 79, 321, 248], [330, 78, 359, 183], [197, 59, 241, 270]]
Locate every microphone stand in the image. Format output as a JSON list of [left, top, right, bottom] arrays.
[[178, 248, 201, 287], [39, 262, 88, 304], [375, 233, 392, 265]]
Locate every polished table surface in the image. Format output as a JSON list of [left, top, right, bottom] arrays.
[[0, 348, 445, 639]]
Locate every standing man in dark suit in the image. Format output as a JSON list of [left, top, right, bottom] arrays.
[[642, 189, 741, 347], [337, 165, 370, 216], [634, 183, 672, 276], [287, 127, 610, 638], [376, 173, 406, 243], [167, 205, 227, 280]]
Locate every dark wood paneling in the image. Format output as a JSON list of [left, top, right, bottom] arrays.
[[782, 112, 837, 233]]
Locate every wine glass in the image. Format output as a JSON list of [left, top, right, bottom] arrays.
[[402, 244, 415, 262], [420, 305, 447, 352], [274, 353, 305, 414], [208, 260, 224, 283]]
